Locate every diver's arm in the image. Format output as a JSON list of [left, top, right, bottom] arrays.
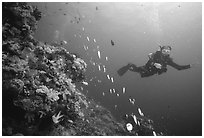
[[168, 59, 191, 70]]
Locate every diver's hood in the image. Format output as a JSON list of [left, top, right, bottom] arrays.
[[159, 45, 172, 51]]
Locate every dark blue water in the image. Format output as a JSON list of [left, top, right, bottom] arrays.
[[31, 2, 202, 135]]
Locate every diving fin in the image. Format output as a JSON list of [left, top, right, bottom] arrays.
[[117, 64, 130, 76]]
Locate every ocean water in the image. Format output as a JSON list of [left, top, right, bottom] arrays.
[[31, 2, 202, 136]]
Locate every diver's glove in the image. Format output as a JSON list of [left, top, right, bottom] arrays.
[[154, 63, 162, 69]]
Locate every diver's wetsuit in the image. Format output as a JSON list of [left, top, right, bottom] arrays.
[[129, 50, 191, 78]]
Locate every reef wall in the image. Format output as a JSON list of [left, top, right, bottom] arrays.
[[2, 2, 158, 136]]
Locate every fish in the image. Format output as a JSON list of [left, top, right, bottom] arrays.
[[58, 40, 67, 46], [105, 56, 108, 61], [93, 38, 96, 43], [131, 100, 135, 105], [103, 65, 106, 72], [107, 74, 110, 80], [153, 131, 157, 136], [116, 93, 119, 96], [130, 98, 135, 104], [111, 40, 115, 46], [86, 36, 90, 41], [137, 121, 140, 126], [122, 87, 126, 93], [138, 108, 144, 116], [82, 27, 85, 31], [113, 88, 116, 93], [98, 64, 101, 71], [109, 89, 112, 93], [97, 51, 101, 59], [90, 78, 94, 81], [82, 81, 88, 85], [83, 45, 87, 50], [102, 92, 105, 96], [111, 77, 114, 83], [132, 115, 137, 125], [68, 119, 73, 123]]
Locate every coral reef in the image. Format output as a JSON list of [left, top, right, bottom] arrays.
[[2, 2, 159, 136]]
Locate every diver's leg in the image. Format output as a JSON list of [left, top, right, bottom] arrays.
[[128, 64, 154, 78], [140, 72, 154, 78], [140, 68, 156, 78], [117, 64, 131, 76], [128, 64, 144, 72], [118, 63, 152, 77], [117, 63, 141, 76]]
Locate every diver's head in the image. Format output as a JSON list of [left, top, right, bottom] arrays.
[[160, 45, 171, 56]]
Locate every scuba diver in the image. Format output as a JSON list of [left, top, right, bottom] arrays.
[[117, 45, 191, 78]]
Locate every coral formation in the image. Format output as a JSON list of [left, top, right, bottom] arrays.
[[2, 2, 159, 136]]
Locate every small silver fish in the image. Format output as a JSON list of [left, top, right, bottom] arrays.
[[122, 87, 126, 93], [138, 108, 144, 116], [93, 38, 96, 43], [107, 74, 110, 80], [97, 51, 101, 59], [98, 64, 101, 71], [109, 89, 112, 93], [103, 65, 106, 72], [111, 77, 114, 83], [105, 56, 108, 61], [86, 36, 90, 41]]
